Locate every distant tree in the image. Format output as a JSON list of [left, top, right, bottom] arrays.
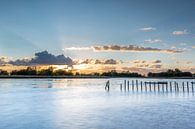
[[53, 69, 65, 75], [37, 67, 53, 76], [147, 68, 192, 77], [75, 72, 80, 76], [53, 69, 73, 76], [175, 68, 181, 73], [10, 67, 36, 75], [93, 72, 100, 76], [101, 70, 143, 77], [0, 69, 9, 75]]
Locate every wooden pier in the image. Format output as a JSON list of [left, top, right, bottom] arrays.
[[106, 80, 195, 93]]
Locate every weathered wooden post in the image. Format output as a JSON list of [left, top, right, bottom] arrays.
[[145, 82, 148, 92], [141, 81, 143, 91], [176, 82, 179, 92], [166, 83, 168, 92], [192, 82, 194, 92], [187, 82, 189, 92], [124, 80, 126, 91], [170, 82, 172, 92], [149, 82, 152, 91], [127, 80, 129, 91], [154, 82, 156, 92], [174, 82, 177, 92], [132, 80, 134, 91], [182, 82, 185, 92], [136, 80, 138, 91], [120, 83, 122, 91], [105, 80, 110, 91], [145, 82, 147, 92], [158, 83, 160, 92]]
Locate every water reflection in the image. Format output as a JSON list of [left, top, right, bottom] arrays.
[[0, 78, 195, 129]]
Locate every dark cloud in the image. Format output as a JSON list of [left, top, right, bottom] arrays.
[[93, 45, 183, 53], [0, 57, 8, 66], [30, 51, 73, 65], [149, 64, 162, 69], [9, 51, 73, 66], [151, 60, 161, 63], [131, 60, 162, 69], [132, 60, 161, 64], [104, 59, 118, 64], [9, 59, 30, 66], [79, 59, 119, 65]]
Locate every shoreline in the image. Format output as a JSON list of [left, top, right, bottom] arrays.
[[0, 75, 195, 79]]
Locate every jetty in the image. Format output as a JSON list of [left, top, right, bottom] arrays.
[[105, 79, 195, 93]]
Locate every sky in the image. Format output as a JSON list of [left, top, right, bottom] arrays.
[[0, 0, 195, 73]]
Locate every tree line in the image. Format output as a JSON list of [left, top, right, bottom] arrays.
[[0, 67, 194, 77], [148, 69, 193, 77], [0, 67, 142, 77]]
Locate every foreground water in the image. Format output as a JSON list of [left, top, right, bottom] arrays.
[[0, 78, 195, 129]]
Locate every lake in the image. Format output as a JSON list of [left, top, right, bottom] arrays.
[[0, 78, 195, 129]]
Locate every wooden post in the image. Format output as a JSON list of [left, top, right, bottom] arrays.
[[136, 80, 138, 91], [127, 80, 129, 91], [162, 84, 164, 92], [149, 82, 151, 91], [105, 81, 110, 91], [154, 83, 156, 92], [132, 80, 134, 91], [175, 82, 177, 92], [158, 83, 160, 92], [177, 82, 179, 92], [120, 83, 122, 91], [145, 82, 147, 92], [170, 82, 172, 92], [124, 80, 126, 91], [192, 82, 194, 92], [141, 81, 143, 91], [182, 82, 185, 92], [187, 82, 189, 92], [166, 83, 168, 92]]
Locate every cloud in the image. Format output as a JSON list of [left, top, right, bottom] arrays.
[[104, 59, 118, 64], [131, 60, 162, 64], [149, 64, 162, 69], [151, 60, 162, 63], [64, 47, 92, 51], [130, 60, 162, 69], [176, 61, 192, 65], [30, 51, 73, 65], [9, 58, 30, 66], [132, 60, 146, 64], [92, 45, 183, 54], [139, 27, 156, 31], [121, 67, 164, 75], [172, 29, 188, 35], [9, 51, 73, 66], [78, 59, 119, 65], [144, 39, 162, 43], [0, 57, 9, 66], [192, 46, 195, 48]]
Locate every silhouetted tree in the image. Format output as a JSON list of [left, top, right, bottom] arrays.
[[53, 69, 73, 76], [101, 70, 143, 77], [11, 67, 36, 75], [0, 69, 9, 75], [37, 67, 53, 75], [147, 69, 192, 77], [75, 72, 80, 76]]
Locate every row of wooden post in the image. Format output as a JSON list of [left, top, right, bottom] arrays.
[[120, 80, 195, 93]]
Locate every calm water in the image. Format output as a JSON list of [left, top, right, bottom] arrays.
[[0, 78, 195, 129]]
